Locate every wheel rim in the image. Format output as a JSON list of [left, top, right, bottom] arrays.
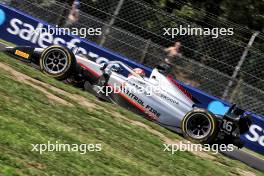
[[186, 113, 212, 140], [43, 49, 68, 74]]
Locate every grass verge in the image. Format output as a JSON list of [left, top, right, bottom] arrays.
[[0, 49, 263, 176]]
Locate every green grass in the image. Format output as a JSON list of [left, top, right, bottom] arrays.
[[0, 39, 15, 47], [0, 51, 263, 176]]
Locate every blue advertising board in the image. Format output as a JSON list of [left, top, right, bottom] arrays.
[[0, 3, 263, 155]]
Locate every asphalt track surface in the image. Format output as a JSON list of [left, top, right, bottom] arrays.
[[222, 150, 264, 172], [0, 43, 263, 172]]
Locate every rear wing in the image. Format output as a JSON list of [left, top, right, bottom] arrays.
[[1, 46, 41, 64]]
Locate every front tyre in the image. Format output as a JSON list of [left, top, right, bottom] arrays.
[[40, 46, 76, 80], [181, 109, 218, 144]]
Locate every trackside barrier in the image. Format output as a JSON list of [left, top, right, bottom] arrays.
[[0, 4, 263, 155]]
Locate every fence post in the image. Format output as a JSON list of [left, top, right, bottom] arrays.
[[222, 31, 259, 99], [100, 0, 125, 47], [229, 78, 243, 103], [140, 39, 151, 64]]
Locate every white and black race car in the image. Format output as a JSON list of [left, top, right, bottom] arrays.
[[2, 45, 252, 147]]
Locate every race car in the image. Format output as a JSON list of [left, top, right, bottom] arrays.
[[2, 45, 252, 147]]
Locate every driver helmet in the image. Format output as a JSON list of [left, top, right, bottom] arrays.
[[129, 68, 146, 77]]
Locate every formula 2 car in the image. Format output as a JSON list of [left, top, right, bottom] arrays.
[[2, 45, 252, 147]]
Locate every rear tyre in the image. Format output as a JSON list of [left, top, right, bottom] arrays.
[[181, 109, 218, 144], [40, 45, 75, 80]]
